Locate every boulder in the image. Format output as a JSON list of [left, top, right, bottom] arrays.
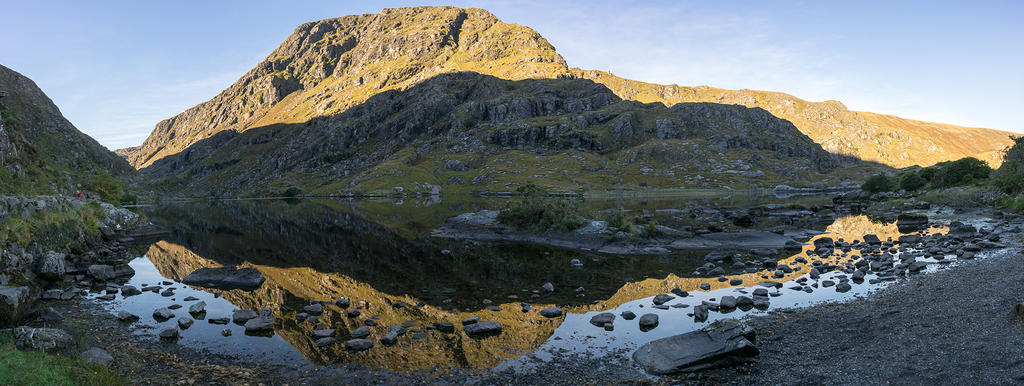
[[115, 311, 139, 322], [652, 294, 674, 305], [621, 311, 637, 320], [0, 286, 30, 326], [87, 265, 116, 280], [350, 326, 370, 339], [463, 321, 502, 336], [638, 313, 659, 331], [243, 316, 275, 332], [81, 347, 114, 366], [158, 327, 178, 339], [633, 320, 758, 374], [539, 307, 563, 318], [182, 266, 265, 291], [177, 317, 193, 329], [152, 308, 174, 320], [346, 338, 373, 351], [315, 337, 336, 347], [232, 309, 259, 324], [188, 301, 207, 315], [12, 327, 73, 351], [37, 251, 67, 281], [589, 312, 615, 327], [120, 285, 142, 297]]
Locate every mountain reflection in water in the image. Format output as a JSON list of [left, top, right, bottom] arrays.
[[106, 196, 937, 372]]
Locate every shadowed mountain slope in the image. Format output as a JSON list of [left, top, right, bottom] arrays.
[[0, 64, 132, 194]]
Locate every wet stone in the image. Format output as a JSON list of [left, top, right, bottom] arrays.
[[539, 307, 563, 318], [462, 316, 480, 325], [590, 312, 616, 327], [434, 322, 455, 333], [621, 311, 637, 320], [638, 313, 659, 331], [463, 321, 502, 336], [346, 339, 373, 352], [232, 309, 258, 324], [653, 294, 674, 305]]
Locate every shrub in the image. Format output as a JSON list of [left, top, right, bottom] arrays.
[[604, 207, 634, 233], [930, 157, 991, 188], [993, 136, 1024, 194], [996, 195, 1024, 213], [496, 183, 583, 232], [283, 187, 301, 197], [861, 174, 895, 193], [119, 193, 139, 205], [898, 172, 927, 191]]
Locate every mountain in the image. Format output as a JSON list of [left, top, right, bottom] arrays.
[[0, 64, 132, 194], [121, 6, 1011, 196], [573, 70, 1016, 168]]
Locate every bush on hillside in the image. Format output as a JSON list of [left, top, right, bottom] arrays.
[[898, 172, 927, 191], [993, 136, 1024, 194], [930, 157, 991, 188], [861, 174, 895, 193]]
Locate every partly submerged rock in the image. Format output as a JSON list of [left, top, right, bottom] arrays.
[[463, 321, 502, 336], [633, 319, 758, 374], [182, 266, 265, 291]]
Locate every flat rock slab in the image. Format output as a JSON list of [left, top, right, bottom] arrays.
[[182, 266, 265, 291], [463, 321, 502, 336], [633, 320, 758, 374]]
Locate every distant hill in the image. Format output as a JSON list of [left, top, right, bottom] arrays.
[[574, 70, 1016, 168], [0, 64, 132, 194], [119, 6, 1012, 196]]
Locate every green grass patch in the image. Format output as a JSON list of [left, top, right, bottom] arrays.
[[0, 200, 104, 247], [496, 184, 584, 232], [0, 332, 123, 386]]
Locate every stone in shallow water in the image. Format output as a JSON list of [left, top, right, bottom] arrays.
[[182, 266, 265, 291], [350, 327, 370, 339], [638, 313, 659, 331], [463, 321, 502, 336], [315, 337, 336, 347], [116, 311, 139, 322], [539, 307, 563, 318], [434, 322, 455, 333], [589, 312, 615, 327], [462, 316, 480, 325], [620, 311, 637, 320], [232, 309, 258, 324], [653, 294, 674, 305], [244, 316, 275, 332], [346, 339, 373, 351], [633, 320, 758, 374], [177, 317, 193, 329], [208, 317, 230, 325], [153, 308, 174, 320], [159, 327, 178, 340], [189, 301, 206, 315]]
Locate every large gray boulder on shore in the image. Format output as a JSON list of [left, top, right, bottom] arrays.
[[11, 326, 73, 351], [633, 319, 759, 374], [0, 285, 30, 326], [182, 266, 265, 291]]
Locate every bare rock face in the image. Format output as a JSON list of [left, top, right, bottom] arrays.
[[0, 285, 30, 326], [632, 319, 758, 374], [127, 6, 568, 170]]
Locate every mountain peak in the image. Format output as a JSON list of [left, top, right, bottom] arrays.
[[127, 6, 568, 169]]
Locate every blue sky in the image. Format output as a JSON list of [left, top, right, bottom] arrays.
[[1, 0, 1021, 149]]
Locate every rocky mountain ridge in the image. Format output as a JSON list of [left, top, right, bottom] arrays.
[[118, 6, 1013, 195]]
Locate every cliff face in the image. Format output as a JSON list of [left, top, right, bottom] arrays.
[[123, 6, 1014, 195], [126, 6, 568, 170], [0, 64, 132, 194]]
